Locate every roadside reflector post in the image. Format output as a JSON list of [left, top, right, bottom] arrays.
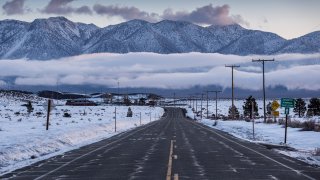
[[114, 107, 117, 132], [140, 112, 142, 126]]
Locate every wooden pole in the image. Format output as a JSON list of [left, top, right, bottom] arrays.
[[252, 59, 275, 123], [46, 99, 51, 130]]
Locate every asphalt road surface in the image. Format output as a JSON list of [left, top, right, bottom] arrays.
[[2, 108, 320, 180]]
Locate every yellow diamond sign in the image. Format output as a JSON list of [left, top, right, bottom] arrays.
[[271, 100, 280, 111], [272, 111, 280, 117]]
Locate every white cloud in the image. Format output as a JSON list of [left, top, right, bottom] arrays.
[[0, 53, 319, 90]]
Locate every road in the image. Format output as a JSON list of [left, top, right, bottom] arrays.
[[1, 108, 320, 180]]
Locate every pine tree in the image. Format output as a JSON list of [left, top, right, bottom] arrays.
[[307, 98, 320, 116], [266, 102, 272, 115], [228, 105, 240, 119], [242, 96, 259, 118], [293, 98, 306, 117]]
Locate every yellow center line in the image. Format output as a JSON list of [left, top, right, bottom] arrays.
[[174, 173, 179, 180], [166, 140, 174, 180]]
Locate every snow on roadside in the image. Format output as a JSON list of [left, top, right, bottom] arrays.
[[185, 106, 320, 166], [0, 96, 164, 175]]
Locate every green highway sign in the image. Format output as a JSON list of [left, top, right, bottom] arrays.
[[281, 98, 295, 108]]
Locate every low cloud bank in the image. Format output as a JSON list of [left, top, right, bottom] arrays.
[[0, 53, 319, 91]]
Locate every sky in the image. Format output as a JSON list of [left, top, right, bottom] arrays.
[[0, 0, 320, 39]]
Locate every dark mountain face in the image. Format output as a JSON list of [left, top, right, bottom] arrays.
[[0, 17, 319, 60]]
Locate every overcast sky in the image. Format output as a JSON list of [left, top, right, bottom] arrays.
[[1, 0, 319, 39]]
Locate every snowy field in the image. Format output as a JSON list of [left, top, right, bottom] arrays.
[[0, 94, 164, 175], [182, 99, 320, 166]]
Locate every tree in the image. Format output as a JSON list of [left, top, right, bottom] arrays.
[[266, 102, 272, 115], [293, 98, 306, 117], [307, 98, 320, 117], [242, 95, 259, 119], [138, 98, 146, 105], [123, 96, 131, 106], [228, 105, 240, 119]]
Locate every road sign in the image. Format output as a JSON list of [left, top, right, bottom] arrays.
[[281, 98, 295, 108], [272, 111, 279, 117], [271, 100, 280, 111]]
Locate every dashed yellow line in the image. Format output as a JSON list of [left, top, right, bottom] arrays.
[[166, 140, 174, 180], [174, 173, 179, 180]]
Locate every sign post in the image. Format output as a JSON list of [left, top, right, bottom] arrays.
[[46, 99, 51, 130], [43, 99, 55, 130], [281, 98, 295, 144]]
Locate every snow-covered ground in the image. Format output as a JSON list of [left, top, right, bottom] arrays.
[[0, 93, 164, 175], [183, 100, 320, 166]]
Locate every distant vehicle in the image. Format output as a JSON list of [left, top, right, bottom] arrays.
[[65, 99, 97, 106]]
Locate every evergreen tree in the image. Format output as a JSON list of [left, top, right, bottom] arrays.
[[228, 105, 240, 119], [307, 98, 320, 116], [123, 96, 131, 106], [266, 102, 272, 115], [242, 95, 259, 118], [293, 98, 306, 117]]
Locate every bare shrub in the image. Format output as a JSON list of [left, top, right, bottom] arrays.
[[63, 112, 71, 118], [289, 120, 303, 128], [278, 118, 285, 125], [314, 148, 320, 156], [302, 120, 316, 131], [266, 118, 274, 124]]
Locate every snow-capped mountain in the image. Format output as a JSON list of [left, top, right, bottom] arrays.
[[0, 17, 319, 60], [276, 31, 320, 54], [0, 17, 98, 60]]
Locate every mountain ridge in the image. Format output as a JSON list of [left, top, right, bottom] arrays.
[[0, 17, 319, 60]]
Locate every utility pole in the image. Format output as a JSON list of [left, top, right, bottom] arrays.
[[225, 65, 240, 108], [192, 96, 195, 111], [252, 59, 275, 123], [195, 96, 198, 113], [212, 90, 222, 119], [173, 92, 176, 106], [206, 91, 209, 118], [200, 93, 204, 119]]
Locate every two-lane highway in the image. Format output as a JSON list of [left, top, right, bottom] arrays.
[[2, 108, 320, 180]]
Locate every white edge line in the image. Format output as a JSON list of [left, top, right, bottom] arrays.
[[34, 121, 159, 180], [187, 119, 316, 180]]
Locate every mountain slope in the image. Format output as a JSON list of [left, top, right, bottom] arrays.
[[1, 17, 98, 60], [276, 31, 320, 54], [0, 17, 319, 60]]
